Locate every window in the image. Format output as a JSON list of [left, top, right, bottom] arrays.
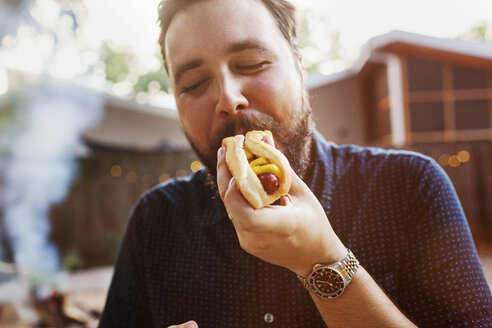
[[404, 55, 492, 144], [410, 102, 445, 132], [455, 100, 489, 130], [407, 56, 442, 92], [452, 65, 488, 90]]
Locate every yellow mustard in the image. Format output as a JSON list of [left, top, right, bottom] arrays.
[[252, 164, 282, 179], [245, 144, 282, 179], [249, 156, 282, 179]]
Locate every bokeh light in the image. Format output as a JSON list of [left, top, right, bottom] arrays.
[[457, 150, 470, 163], [159, 173, 170, 183], [190, 161, 203, 173], [126, 171, 138, 183], [448, 155, 461, 168], [110, 165, 122, 177], [438, 154, 450, 166]]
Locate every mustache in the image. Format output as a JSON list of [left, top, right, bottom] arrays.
[[210, 113, 280, 152]]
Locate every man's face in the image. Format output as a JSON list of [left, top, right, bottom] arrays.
[[164, 0, 313, 176]]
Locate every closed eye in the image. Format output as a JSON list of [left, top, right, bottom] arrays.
[[183, 79, 207, 93], [237, 61, 270, 72]]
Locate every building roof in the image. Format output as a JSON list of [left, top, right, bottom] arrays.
[[364, 30, 492, 61], [2, 70, 189, 152], [306, 30, 492, 90]]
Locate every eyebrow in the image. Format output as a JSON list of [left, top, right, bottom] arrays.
[[173, 39, 272, 86], [226, 39, 271, 55]]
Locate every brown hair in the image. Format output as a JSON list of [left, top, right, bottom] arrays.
[[157, 0, 299, 67]]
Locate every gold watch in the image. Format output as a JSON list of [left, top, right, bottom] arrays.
[[297, 249, 359, 299]]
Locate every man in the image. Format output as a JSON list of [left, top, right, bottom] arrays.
[[100, 0, 492, 327]]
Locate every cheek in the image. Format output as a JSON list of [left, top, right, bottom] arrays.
[[176, 97, 214, 142], [250, 68, 302, 120]]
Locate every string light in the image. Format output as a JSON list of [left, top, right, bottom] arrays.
[[159, 173, 170, 183], [438, 154, 449, 167], [457, 150, 470, 163], [110, 165, 122, 177], [438, 150, 470, 168], [126, 171, 138, 183], [448, 155, 460, 168], [190, 161, 203, 173]]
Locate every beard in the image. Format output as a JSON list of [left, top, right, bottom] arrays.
[[183, 90, 315, 181]]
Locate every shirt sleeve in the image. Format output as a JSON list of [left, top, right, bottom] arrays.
[[397, 157, 492, 327], [99, 196, 154, 328]]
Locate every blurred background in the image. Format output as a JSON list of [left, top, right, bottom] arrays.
[[0, 0, 491, 326]]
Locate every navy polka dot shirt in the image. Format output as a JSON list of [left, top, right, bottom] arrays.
[[100, 131, 492, 327]]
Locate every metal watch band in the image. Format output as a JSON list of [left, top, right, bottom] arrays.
[[297, 248, 359, 292], [340, 249, 359, 281]]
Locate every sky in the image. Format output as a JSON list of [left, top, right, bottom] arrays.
[[303, 0, 492, 49], [81, 0, 492, 73], [1, 0, 492, 84]]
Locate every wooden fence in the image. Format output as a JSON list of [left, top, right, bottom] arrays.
[[48, 149, 197, 269], [2, 140, 490, 270]]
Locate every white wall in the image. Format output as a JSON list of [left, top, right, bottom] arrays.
[[308, 75, 367, 145]]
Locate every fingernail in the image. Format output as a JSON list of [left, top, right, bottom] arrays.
[[218, 147, 225, 158], [184, 321, 198, 328]]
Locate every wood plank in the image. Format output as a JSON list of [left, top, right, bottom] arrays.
[[376, 97, 390, 112], [489, 74, 492, 139], [442, 62, 456, 141], [400, 55, 411, 145], [454, 129, 492, 140], [453, 88, 490, 100], [408, 91, 442, 102]]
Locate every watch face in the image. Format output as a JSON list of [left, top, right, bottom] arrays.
[[308, 267, 345, 298]]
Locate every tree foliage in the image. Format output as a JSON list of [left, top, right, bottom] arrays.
[[459, 21, 492, 42], [99, 43, 170, 95], [133, 59, 170, 94], [100, 42, 132, 83]]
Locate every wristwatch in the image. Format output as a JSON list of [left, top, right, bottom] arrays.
[[297, 249, 359, 299]]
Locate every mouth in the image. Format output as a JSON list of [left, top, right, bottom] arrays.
[[233, 129, 248, 137]]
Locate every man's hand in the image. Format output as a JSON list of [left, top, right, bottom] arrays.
[[167, 320, 199, 328], [216, 146, 346, 277]]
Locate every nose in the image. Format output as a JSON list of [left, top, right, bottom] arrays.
[[215, 72, 249, 116]]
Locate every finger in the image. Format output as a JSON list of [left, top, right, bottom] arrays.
[[167, 321, 199, 328], [262, 133, 275, 146], [184, 321, 199, 328], [216, 146, 233, 201], [280, 193, 293, 206], [223, 176, 254, 217], [216, 147, 253, 219]]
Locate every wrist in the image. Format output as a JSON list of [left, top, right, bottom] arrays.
[[297, 249, 360, 299], [296, 242, 347, 278]]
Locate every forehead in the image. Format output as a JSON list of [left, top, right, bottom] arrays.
[[164, 0, 288, 73]]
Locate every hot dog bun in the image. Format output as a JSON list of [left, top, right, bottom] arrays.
[[222, 130, 292, 209]]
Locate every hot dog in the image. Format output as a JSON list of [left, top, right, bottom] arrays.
[[222, 130, 292, 209]]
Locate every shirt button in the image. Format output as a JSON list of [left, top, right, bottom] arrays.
[[264, 313, 274, 323]]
